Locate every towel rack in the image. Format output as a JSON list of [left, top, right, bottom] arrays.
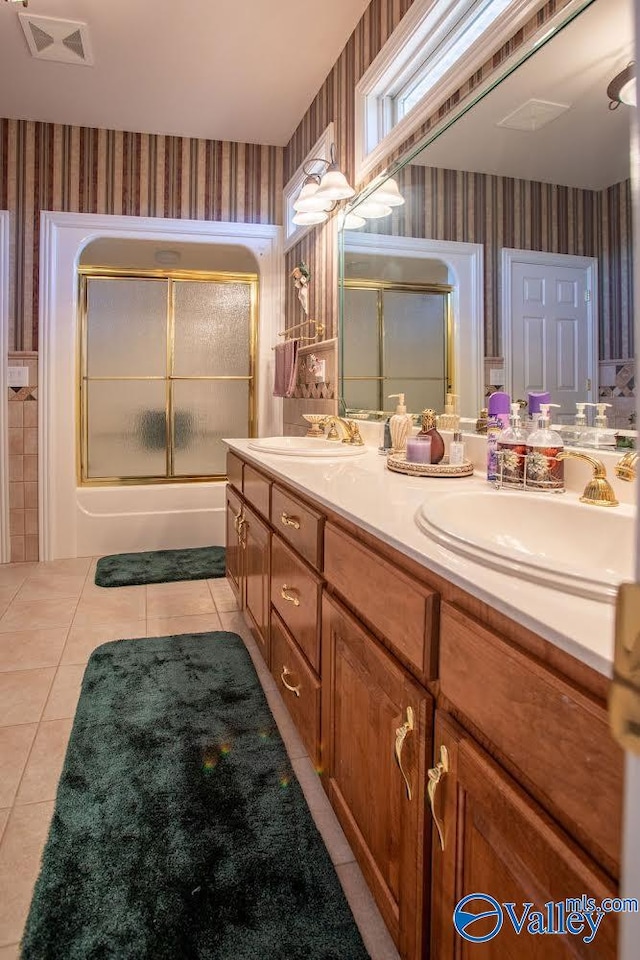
[[272, 318, 324, 348]]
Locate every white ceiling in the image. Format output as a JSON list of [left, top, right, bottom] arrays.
[[0, 0, 371, 146], [411, 0, 633, 190]]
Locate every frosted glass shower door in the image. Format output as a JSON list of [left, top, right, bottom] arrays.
[[83, 278, 168, 479], [172, 280, 254, 476], [80, 272, 256, 483], [383, 291, 448, 413]]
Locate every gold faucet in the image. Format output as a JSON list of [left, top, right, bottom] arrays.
[[556, 451, 619, 506], [615, 450, 638, 482], [320, 416, 364, 445]]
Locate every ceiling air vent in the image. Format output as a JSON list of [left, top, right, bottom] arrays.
[[18, 14, 93, 66], [497, 99, 570, 132]]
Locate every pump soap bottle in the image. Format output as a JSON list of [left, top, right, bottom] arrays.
[[585, 402, 616, 449], [388, 394, 413, 455], [417, 409, 445, 463], [525, 403, 564, 489], [497, 403, 528, 483]]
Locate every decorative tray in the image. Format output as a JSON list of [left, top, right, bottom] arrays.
[[386, 453, 474, 478]]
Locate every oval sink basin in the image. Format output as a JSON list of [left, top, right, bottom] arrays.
[[416, 489, 634, 603], [248, 437, 367, 457]]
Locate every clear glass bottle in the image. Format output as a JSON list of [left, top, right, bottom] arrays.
[[448, 431, 465, 465], [525, 403, 564, 490], [497, 403, 527, 484]]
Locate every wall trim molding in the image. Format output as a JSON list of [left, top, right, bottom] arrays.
[[0, 212, 9, 563], [501, 247, 599, 406], [341, 233, 484, 417], [39, 211, 283, 560]]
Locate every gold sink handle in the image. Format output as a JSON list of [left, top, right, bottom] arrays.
[[557, 450, 619, 506]]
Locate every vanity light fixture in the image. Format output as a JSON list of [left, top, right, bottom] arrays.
[[608, 62, 636, 109], [292, 142, 354, 225], [353, 199, 393, 219], [3, 0, 28, 5]]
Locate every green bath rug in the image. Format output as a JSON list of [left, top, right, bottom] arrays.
[[20, 631, 369, 960], [95, 545, 226, 587]]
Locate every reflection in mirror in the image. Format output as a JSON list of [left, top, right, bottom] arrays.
[[339, 0, 634, 434]]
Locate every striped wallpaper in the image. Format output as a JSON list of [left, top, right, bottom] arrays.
[[284, 0, 633, 363], [0, 119, 283, 351], [359, 164, 633, 360]]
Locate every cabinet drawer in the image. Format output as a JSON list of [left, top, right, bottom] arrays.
[[324, 523, 438, 681], [271, 610, 321, 768], [271, 485, 323, 569], [271, 535, 322, 672], [439, 601, 623, 877], [243, 463, 271, 519], [226, 451, 243, 490]]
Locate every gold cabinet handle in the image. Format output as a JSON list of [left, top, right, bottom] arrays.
[[394, 706, 415, 800], [280, 585, 300, 606], [233, 506, 243, 532], [237, 516, 247, 549], [281, 512, 301, 530], [427, 745, 450, 851], [280, 666, 301, 697]]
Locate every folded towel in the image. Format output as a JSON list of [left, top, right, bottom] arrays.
[[273, 339, 299, 398]]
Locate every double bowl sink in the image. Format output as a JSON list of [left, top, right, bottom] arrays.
[[245, 437, 634, 604]]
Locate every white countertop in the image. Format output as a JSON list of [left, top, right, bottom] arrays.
[[225, 437, 635, 677]]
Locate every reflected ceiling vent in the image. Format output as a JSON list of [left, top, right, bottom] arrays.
[[497, 99, 570, 132], [19, 14, 93, 66]]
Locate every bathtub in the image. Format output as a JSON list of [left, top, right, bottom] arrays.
[[76, 482, 227, 557]]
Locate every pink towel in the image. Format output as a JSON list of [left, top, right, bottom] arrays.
[[273, 340, 299, 398]]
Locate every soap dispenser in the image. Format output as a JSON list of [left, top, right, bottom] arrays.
[[497, 402, 528, 483], [525, 403, 564, 490], [388, 394, 413, 455], [585, 402, 616, 449], [437, 393, 459, 431], [417, 409, 445, 463]]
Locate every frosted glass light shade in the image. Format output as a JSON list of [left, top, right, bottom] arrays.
[[315, 169, 356, 201], [294, 180, 332, 213], [620, 77, 637, 106], [340, 211, 366, 230], [292, 210, 329, 225], [355, 199, 393, 219], [371, 177, 405, 207]]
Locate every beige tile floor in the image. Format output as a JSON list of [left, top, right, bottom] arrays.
[[0, 557, 399, 960]]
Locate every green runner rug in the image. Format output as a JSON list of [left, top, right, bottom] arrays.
[[20, 632, 369, 960], [95, 545, 226, 587]]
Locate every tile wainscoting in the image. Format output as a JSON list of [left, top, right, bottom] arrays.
[[7, 353, 38, 562]]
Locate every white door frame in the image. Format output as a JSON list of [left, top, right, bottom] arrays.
[[502, 248, 598, 405], [39, 211, 283, 562], [341, 233, 484, 418], [0, 212, 9, 563]]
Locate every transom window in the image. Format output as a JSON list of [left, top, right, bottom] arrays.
[[355, 0, 544, 182]]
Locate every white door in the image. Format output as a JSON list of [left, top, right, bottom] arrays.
[[503, 249, 598, 420]]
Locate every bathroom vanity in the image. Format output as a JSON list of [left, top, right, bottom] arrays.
[[224, 440, 625, 959]]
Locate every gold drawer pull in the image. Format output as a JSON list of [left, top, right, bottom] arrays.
[[394, 706, 415, 800], [281, 666, 301, 697], [280, 585, 300, 606], [281, 512, 301, 530], [427, 745, 450, 851], [233, 506, 243, 532]]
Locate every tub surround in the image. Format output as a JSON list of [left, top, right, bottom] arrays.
[[226, 436, 633, 676]]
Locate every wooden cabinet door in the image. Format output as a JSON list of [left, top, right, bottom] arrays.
[[225, 485, 243, 605], [322, 593, 432, 960], [243, 502, 270, 664], [430, 710, 618, 960]]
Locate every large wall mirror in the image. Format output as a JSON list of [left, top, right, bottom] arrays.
[[338, 0, 634, 424]]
